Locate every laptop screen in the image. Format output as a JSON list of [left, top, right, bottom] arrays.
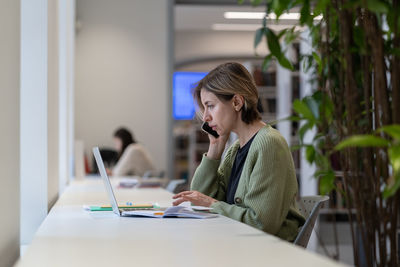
[[93, 147, 120, 216]]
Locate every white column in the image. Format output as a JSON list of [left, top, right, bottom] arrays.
[[58, 0, 75, 193], [20, 0, 49, 246], [67, 0, 75, 185], [0, 0, 20, 265], [299, 29, 318, 251], [47, 0, 60, 208], [20, 0, 63, 245], [276, 45, 293, 145]]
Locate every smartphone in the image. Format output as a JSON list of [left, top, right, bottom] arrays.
[[201, 122, 219, 138]]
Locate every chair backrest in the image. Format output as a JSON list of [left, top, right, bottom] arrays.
[[294, 195, 329, 248], [165, 179, 186, 193], [142, 170, 165, 179], [91, 148, 118, 173]]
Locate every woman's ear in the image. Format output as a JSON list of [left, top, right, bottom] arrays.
[[232, 95, 244, 112]]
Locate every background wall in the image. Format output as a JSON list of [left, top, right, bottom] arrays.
[[175, 30, 268, 70], [75, 0, 172, 174], [0, 0, 20, 266]]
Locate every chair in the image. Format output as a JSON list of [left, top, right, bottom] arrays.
[[294, 195, 329, 248], [142, 170, 165, 178], [165, 179, 187, 193], [91, 148, 118, 173]]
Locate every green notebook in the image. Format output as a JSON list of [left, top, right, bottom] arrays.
[[89, 204, 155, 211]]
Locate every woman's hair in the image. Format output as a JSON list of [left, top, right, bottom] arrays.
[[193, 62, 261, 124], [113, 127, 136, 157]]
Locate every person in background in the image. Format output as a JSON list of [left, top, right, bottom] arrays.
[[172, 62, 305, 242], [111, 127, 155, 177]]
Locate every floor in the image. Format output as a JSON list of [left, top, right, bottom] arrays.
[[315, 221, 354, 265]]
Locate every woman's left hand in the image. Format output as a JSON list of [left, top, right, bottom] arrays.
[[172, 191, 217, 207]]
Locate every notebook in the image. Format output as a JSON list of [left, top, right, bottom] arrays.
[[92, 147, 217, 219]]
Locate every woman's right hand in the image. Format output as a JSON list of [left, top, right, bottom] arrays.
[[206, 133, 230, 160]]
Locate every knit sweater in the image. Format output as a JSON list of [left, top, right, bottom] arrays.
[[112, 143, 155, 177], [191, 125, 305, 241]]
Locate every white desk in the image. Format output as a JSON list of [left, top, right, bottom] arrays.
[[17, 178, 346, 267]]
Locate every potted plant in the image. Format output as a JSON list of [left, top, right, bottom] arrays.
[[241, 0, 400, 266]]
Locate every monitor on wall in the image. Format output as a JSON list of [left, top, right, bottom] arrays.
[[173, 71, 207, 120]]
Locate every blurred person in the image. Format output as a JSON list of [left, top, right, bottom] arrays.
[[111, 127, 155, 177]]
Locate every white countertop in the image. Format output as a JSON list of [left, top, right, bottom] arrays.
[[17, 177, 346, 267]]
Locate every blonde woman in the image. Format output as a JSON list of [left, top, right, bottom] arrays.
[[172, 62, 304, 241]]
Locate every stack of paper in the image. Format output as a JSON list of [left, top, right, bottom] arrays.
[[122, 206, 217, 219]]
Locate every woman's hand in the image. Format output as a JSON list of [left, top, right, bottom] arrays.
[[172, 191, 217, 207], [206, 133, 230, 160]]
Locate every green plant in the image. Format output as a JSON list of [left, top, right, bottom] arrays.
[[291, 91, 337, 195], [335, 125, 400, 199], [240, 0, 400, 266]]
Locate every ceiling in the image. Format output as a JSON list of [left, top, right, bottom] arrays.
[[175, 4, 300, 32]]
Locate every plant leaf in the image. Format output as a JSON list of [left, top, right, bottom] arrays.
[[312, 51, 322, 74], [378, 124, 400, 140], [306, 145, 316, 163], [284, 29, 298, 45], [335, 135, 390, 150], [300, 0, 310, 25], [304, 96, 320, 120], [272, 0, 292, 18], [265, 28, 282, 59], [313, 0, 329, 16], [388, 146, 400, 172], [383, 171, 400, 199], [298, 121, 313, 141], [277, 28, 288, 39], [287, 115, 301, 121], [254, 27, 265, 49], [367, 0, 389, 13], [277, 54, 294, 70], [318, 170, 335, 195], [262, 54, 273, 71], [293, 99, 315, 121]]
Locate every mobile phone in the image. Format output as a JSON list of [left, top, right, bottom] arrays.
[[201, 122, 219, 138]]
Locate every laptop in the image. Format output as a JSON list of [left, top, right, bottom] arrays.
[[93, 147, 216, 219], [92, 146, 155, 217]]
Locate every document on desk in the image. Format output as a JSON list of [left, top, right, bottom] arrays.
[[121, 206, 218, 219]]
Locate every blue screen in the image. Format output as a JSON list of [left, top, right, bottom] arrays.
[[173, 72, 207, 120]]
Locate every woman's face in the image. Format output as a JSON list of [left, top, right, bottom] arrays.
[[113, 137, 123, 152], [200, 89, 239, 136]]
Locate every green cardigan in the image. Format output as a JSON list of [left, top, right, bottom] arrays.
[[191, 125, 305, 241]]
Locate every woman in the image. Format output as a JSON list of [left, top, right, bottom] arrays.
[[111, 127, 155, 177], [172, 62, 305, 241]]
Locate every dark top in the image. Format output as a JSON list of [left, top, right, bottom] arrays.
[[226, 132, 258, 204]]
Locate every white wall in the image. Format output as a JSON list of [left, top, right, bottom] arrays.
[[75, 0, 172, 175], [175, 30, 269, 69], [0, 0, 20, 266]]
